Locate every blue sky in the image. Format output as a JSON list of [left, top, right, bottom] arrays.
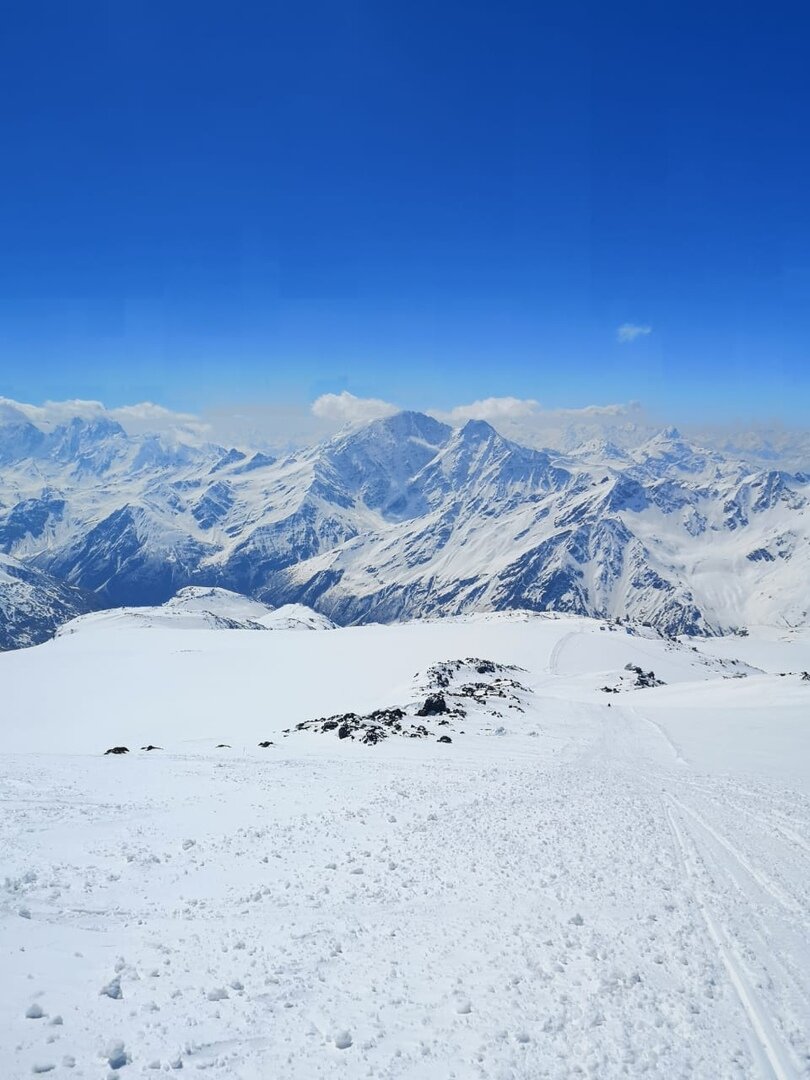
[[1, 2, 808, 422]]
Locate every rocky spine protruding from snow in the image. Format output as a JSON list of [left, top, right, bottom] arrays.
[[290, 657, 533, 744]]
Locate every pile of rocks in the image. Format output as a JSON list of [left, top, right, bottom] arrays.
[[600, 663, 666, 693], [290, 657, 534, 746], [292, 707, 438, 746]]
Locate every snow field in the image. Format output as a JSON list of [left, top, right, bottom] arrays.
[[1, 613, 808, 1078]]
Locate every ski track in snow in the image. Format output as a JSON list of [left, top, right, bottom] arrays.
[[1, 617, 809, 1079], [664, 807, 799, 1080]]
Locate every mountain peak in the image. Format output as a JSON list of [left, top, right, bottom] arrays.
[[368, 410, 451, 445], [457, 418, 499, 441]]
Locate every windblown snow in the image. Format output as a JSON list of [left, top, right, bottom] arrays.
[[1, 611, 808, 1078]]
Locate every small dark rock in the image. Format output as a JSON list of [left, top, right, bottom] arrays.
[[141, 744, 162, 751], [104, 746, 129, 755], [258, 741, 274, 748], [437, 735, 452, 744], [216, 743, 231, 748], [408, 724, 430, 739]]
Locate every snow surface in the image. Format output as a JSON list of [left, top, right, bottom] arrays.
[[54, 591, 335, 638], [163, 587, 272, 621], [1, 613, 808, 1078]]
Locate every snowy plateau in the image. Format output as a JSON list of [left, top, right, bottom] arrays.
[[1, 604, 809, 1078], [1, 400, 809, 1079]]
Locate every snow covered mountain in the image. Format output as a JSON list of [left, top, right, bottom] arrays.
[[0, 399, 808, 646], [0, 553, 94, 650], [55, 588, 336, 637]]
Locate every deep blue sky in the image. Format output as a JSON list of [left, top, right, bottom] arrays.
[[1, 2, 808, 421]]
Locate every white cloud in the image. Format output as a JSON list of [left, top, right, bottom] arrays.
[[2, 397, 107, 430], [0, 396, 211, 441], [109, 403, 210, 439], [427, 398, 648, 450], [616, 323, 652, 343], [311, 391, 399, 426], [435, 397, 541, 424]]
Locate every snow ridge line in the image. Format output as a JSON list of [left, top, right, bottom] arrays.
[[665, 802, 800, 1080], [628, 707, 687, 765]]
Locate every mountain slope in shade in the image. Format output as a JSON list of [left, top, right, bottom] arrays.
[[0, 553, 95, 650], [0, 403, 808, 639]]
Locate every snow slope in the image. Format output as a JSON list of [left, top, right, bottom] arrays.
[[1, 614, 808, 1078], [163, 586, 272, 621], [55, 589, 333, 637]]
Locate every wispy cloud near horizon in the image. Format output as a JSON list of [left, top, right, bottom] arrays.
[[3, 393, 808, 468], [616, 323, 652, 343]]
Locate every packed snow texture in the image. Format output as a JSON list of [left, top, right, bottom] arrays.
[[1, 612, 808, 1078]]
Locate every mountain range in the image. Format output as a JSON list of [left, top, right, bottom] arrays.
[[0, 398, 808, 648]]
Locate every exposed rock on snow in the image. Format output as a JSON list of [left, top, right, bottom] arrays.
[[293, 657, 533, 744], [294, 708, 415, 745], [601, 663, 667, 693], [624, 663, 666, 688], [415, 693, 450, 716]]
